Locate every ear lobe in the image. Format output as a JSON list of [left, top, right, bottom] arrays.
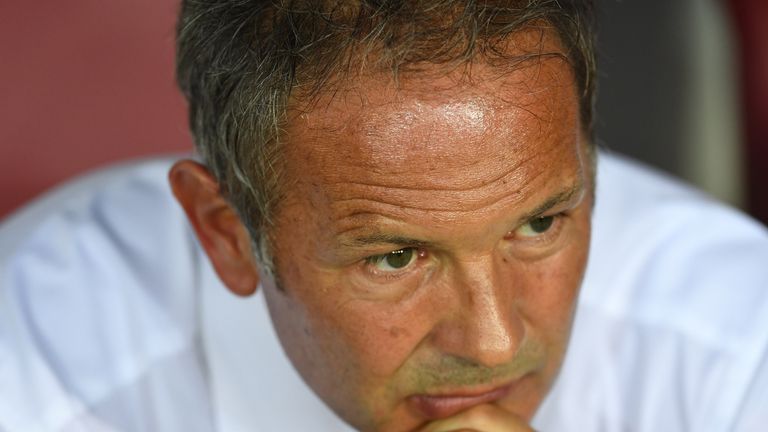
[[169, 160, 260, 297]]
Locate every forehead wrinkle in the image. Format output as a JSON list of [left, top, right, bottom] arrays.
[[330, 170, 582, 245], [323, 147, 540, 194], [280, 52, 583, 239], [317, 121, 564, 200], [326, 157, 548, 216], [319, 135, 564, 218], [322, 142, 575, 238], [332, 190, 524, 218], [313, 100, 573, 197], [325, 143, 583, 241], [326, 170, 547, 237]]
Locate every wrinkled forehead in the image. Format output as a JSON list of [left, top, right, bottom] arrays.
[[283, 52, 578, 176]]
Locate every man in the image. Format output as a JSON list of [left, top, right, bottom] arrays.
[[173, 1, 595, 430], [0, 1, 766, 431]]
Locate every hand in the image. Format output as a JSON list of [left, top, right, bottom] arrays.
[[417, 403, 535, 432]]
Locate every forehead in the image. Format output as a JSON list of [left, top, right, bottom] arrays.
[[284, 55, 579, 184], [274, 29, 584, 237], [285, 28, 576, 162]]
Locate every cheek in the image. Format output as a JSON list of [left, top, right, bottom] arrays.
[[519, 229, 590, 339], [325, 293, 438, 379], [276, 254, 435, 385]]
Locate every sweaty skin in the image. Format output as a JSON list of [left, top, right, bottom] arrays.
[[254, 30, 594, 432]]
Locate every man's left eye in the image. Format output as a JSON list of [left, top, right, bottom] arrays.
[[515, 215, 556, 238], [365, 248, 418, 272]]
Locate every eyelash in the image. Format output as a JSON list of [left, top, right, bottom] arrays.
[[507, 212, 567, 245], [356, 212, 569, 282], [361, 248, 428, 281]]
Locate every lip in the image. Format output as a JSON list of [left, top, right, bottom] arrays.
[[407, 380, 516, 420]]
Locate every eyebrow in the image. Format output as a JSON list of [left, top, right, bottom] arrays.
[[517, 179, 585, 223], [345, 234, 432, 248], [341, 179, 585, 249]]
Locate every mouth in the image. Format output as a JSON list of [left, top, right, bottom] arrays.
[[406, 379, 518, 420]]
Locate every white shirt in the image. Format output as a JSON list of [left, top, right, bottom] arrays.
[[1, 152, 766, 432]]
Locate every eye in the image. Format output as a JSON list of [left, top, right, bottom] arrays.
[[515, 215, 556, 238], [365, 248, 418, 273]]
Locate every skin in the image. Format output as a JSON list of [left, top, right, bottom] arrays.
[[171, 30, 594, 432]]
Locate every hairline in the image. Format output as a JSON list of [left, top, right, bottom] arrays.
[[259, 50, 592, 281]]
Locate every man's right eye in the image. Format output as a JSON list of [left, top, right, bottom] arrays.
[[365, 248, 418, 273]]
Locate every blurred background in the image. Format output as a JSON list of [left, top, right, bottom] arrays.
[[0, 0, 766, 224]]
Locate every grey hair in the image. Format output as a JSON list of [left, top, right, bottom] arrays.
[[175, 0, 597, 272]]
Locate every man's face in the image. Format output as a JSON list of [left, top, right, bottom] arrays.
[[260, 34, 593, 432]]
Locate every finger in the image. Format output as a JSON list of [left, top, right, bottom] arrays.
[[418, 403, 535, 432]]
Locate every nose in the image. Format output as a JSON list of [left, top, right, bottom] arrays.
[[429, 255, 524, 368]]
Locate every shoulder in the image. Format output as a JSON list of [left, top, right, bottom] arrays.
[[538, 151, 768, 431], [1, 157, 179, 251], [585, 151, 768, 343], [0, 157, 213, 431]]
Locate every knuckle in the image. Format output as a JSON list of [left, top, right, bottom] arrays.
[[465, 403, 496, 422]]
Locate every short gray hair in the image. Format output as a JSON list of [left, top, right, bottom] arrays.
[[175, 0, 597, 267]]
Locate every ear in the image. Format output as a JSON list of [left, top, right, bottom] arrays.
[[169, 160, 259, 296]]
